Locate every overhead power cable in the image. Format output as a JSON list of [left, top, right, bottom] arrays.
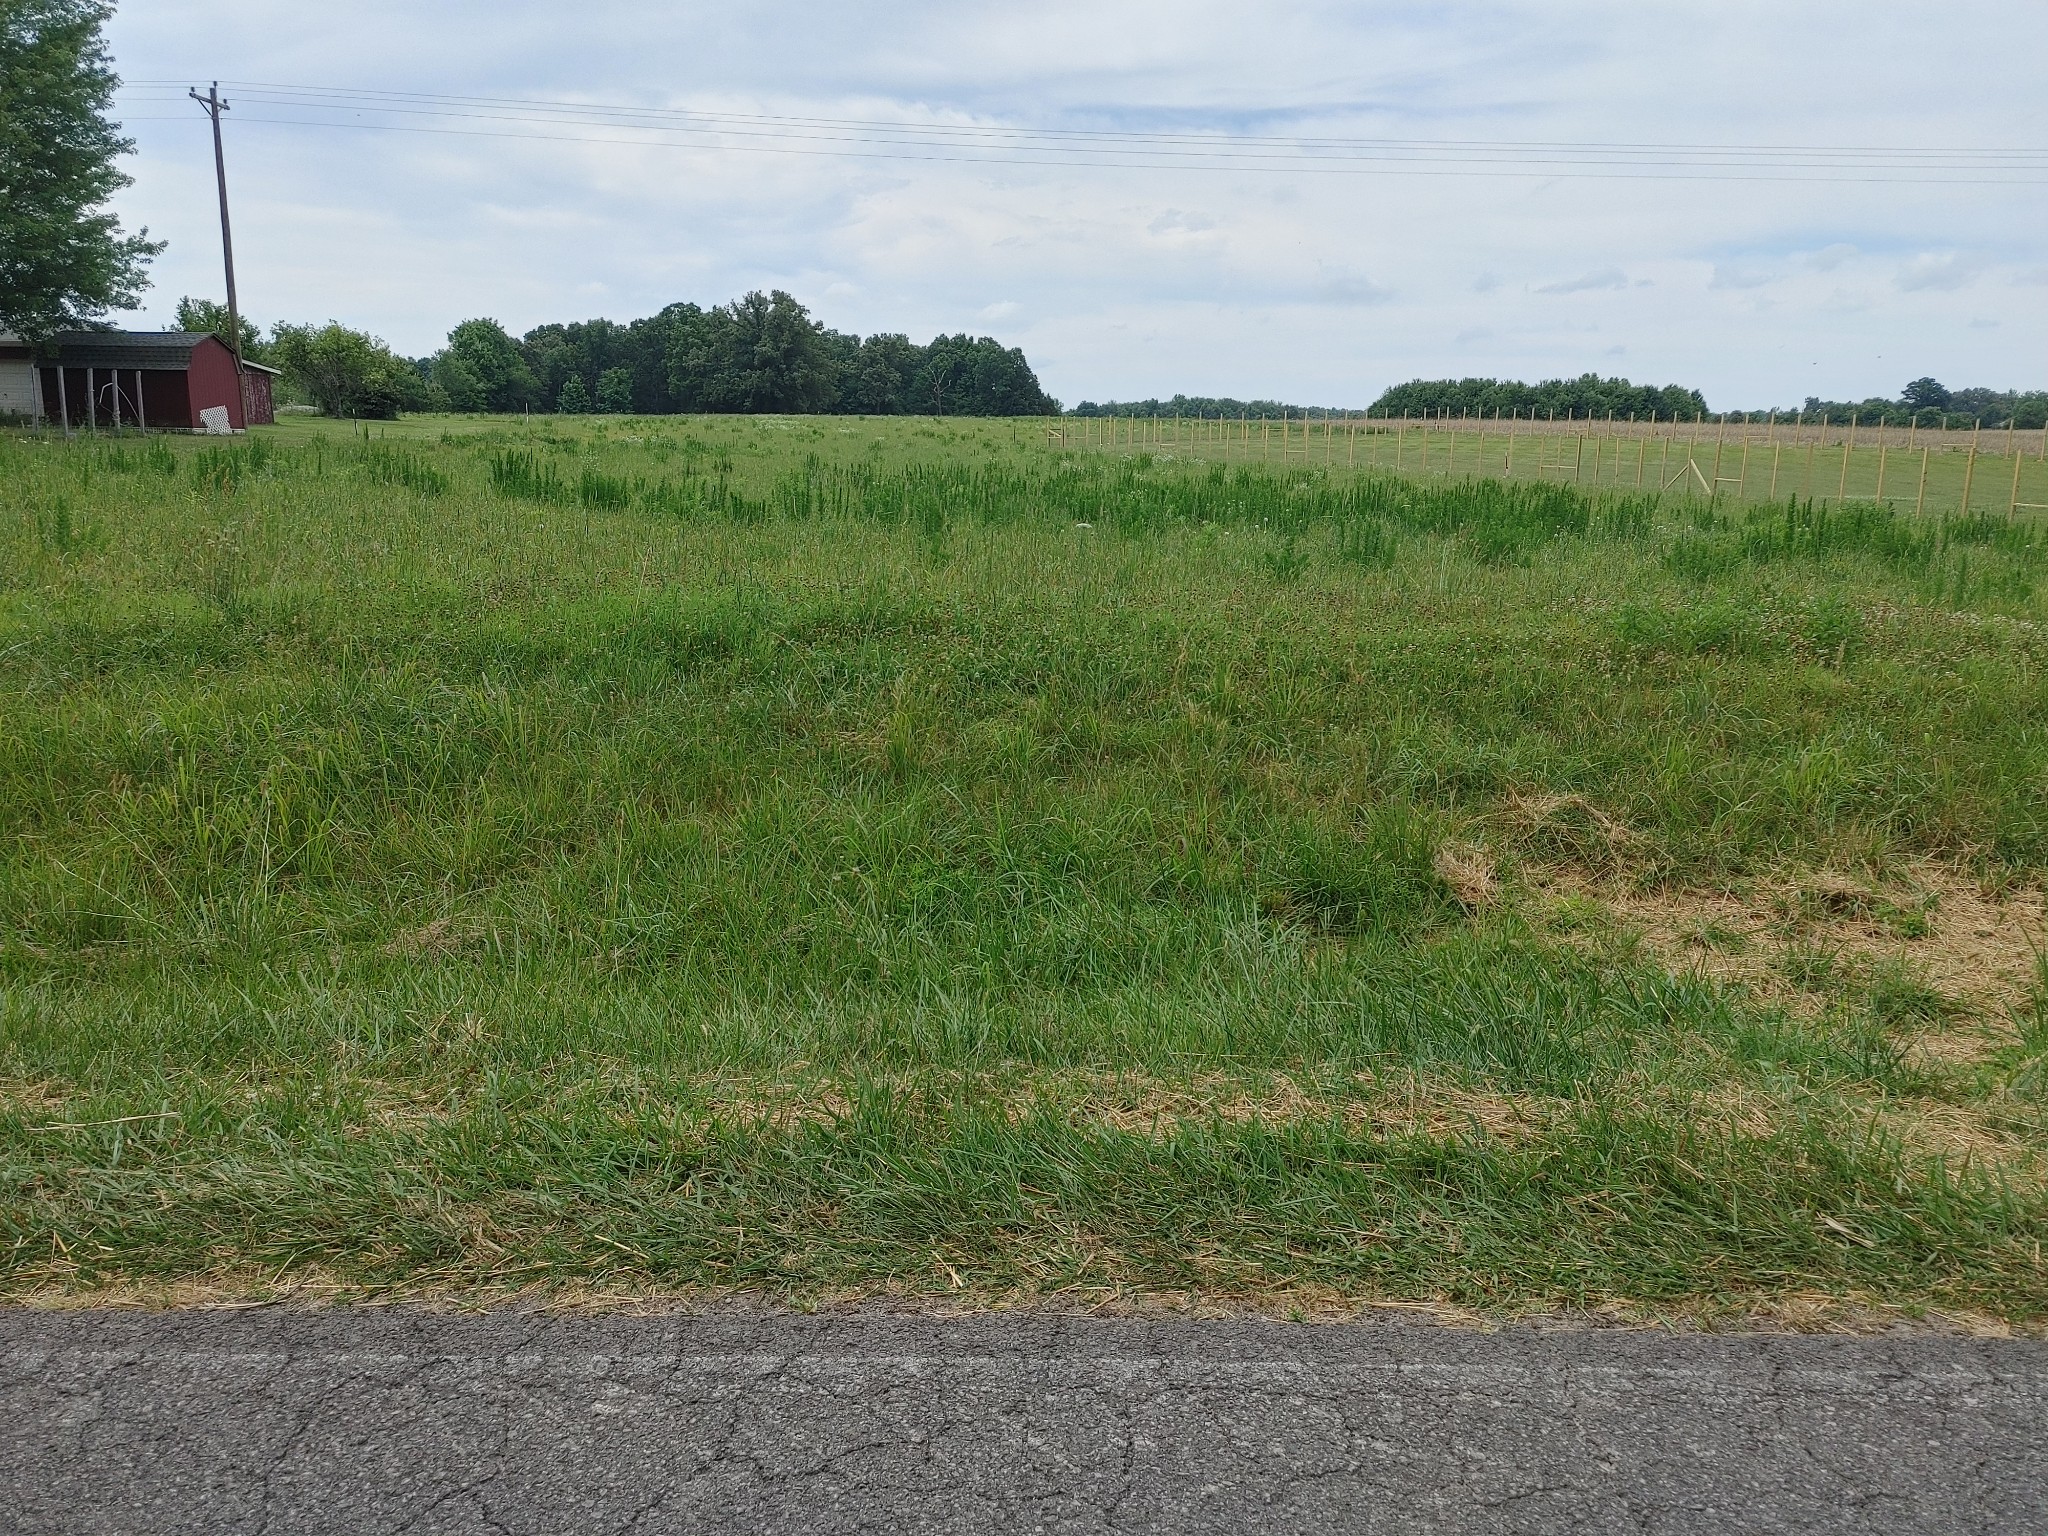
[[114, 81, 2048, 184]]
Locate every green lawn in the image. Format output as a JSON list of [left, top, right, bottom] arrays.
[[3, 414, 2045, 1320]]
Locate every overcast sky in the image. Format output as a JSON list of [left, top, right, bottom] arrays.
[[104, 1, 2045, 410]]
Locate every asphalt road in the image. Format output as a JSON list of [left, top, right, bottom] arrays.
[[3, 1305, 2043, 1534]]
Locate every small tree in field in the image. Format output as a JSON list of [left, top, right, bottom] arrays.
[[595, 368, 633, 415], [0, 0, 164, 342], [556, 375, 592, 414]]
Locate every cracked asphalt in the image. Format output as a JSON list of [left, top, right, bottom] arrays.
[[3, 1307, 2043, 1534]]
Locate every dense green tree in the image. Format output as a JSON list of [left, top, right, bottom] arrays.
[[439, 319, 538, 412], [0, 0, 162, 341], [670, 290, 835, 413], [910, 334, 1057, 416], [556, 374, 591, 414], [595, 367, 633, 415], [270, 323, 420, 419], [847, 333, 920, 413], [174, 296, 271, 363], [428, 352, 486, 412], [1901, 377, 1951, 413]]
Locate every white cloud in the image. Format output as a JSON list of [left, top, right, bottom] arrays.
[[1710, 265, 1772, 290], [1535, 268, 1629, 295], [1313, 272, 1394, 306], [1896, 254, 1982, 292], [1807, 243, 1859, 271], [977, 300, 1021, 321]]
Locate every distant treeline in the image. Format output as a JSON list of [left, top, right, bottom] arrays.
[[1734, 382, 2047, 429], [189, 291, 1058, 419], [1072, 396, 1342, 420], [1370, 375, 1708, 422], [1072, 375, 2047, 429], [1074, 376, 1709, 422]]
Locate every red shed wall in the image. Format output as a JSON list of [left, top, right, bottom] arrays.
[[186, 337, 245, 429], [244, 370, 275, 426], [141, 369, 195, 428]]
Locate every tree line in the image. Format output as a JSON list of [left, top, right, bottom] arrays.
[[1072, 395, 1342, 420], [1076, 376, 1711, 422], [1076, 375, 2046, 431], [1370, 375, 1708, 422], [1740, 378, 2048, 430], [192, 291, 1059, 420]]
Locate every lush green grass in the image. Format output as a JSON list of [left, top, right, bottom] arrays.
[[3, 415, 2045, 1317]]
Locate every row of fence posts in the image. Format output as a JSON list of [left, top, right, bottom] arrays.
[[23, 366, 151, 437], [1048, 405, 2047, 516]]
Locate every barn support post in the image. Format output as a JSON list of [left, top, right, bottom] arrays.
[[56, 367, 70, 435], [86, 367, 96, 434], [136, 369, 147, 432]]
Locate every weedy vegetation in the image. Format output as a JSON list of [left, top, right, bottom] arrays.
[[2, 413, 2045, 1321]]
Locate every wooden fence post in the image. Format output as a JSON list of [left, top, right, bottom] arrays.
[[1915, 446, 1929, 517]]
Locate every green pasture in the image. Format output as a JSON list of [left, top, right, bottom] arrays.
[[2, 415, 2045, 1318]]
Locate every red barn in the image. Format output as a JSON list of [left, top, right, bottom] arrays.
[[7, 331, 279, 432]]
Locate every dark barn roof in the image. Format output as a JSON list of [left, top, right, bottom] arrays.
[[39, 331, 280, 374]]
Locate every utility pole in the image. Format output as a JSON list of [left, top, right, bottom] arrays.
[[189, 82, 246, 399]]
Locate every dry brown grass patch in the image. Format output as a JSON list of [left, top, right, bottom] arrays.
[[1494, 789, 1642, 868], [381, 916, 471, 958], [0, 1077, 78, 1119], [1532, 861, 2045, 1028], [1433, 840, 1501, 909], [1018, 1069, 1554, 1144], [1868, 1102, 2047, 1189]]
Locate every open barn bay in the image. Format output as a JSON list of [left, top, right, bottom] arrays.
[[2, 415, 2045, 1322]]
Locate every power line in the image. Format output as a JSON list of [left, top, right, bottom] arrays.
[[114, 80, 2048, 184]]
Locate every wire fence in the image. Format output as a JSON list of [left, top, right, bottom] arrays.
[[1045, 410, 2048, 517]]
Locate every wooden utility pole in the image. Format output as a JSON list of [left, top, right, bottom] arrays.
[[190, 82, 247, 403]]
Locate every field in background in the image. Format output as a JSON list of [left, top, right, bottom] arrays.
[[3, 414, 2046, 1321]]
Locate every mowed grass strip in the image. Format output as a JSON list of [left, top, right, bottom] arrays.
[[8, 1082, 2040, 1312], [2, 417, 2046, 1316]]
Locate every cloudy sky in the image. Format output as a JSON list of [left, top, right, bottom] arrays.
[[104, 2, 2045, 410]]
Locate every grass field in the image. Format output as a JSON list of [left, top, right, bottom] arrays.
[[3, 413, 2046, 1323]]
